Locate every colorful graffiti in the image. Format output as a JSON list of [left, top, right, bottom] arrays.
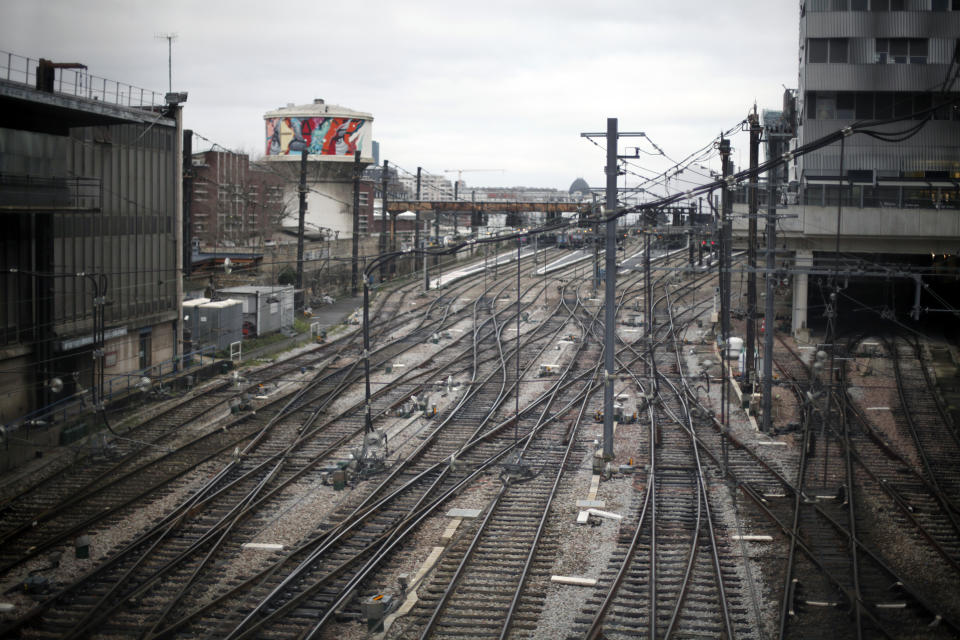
[[265, 117, 367, 157]]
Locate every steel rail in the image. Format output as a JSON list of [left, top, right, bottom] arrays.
[[0, 276, 471, 637], [250, 280, 579, 639], [886, 335, 960, 537], [662, 284, 734, 639], [214, 258, 573, 639], [415, 279, 605, 639]]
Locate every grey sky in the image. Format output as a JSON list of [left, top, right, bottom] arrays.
[[2, 1, 800, 192]]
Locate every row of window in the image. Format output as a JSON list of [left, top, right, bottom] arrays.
[[806, 91, 959, 119], [813, 0, 960, 10], [808, 38, 929, 64]]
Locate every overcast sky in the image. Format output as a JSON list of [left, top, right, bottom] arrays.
[[2, 1, 799, 193]]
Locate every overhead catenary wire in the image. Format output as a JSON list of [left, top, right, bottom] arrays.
[[7, 95, 958, 406]]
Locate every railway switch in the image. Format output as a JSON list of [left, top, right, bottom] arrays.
[[361, 593, 395, 632]]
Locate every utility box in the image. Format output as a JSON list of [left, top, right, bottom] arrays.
[[361, 594, 394, 632], [182, 297, 210, 357], [539, 363, 558, 376], [75, 535, 91, 559], [197, 299, 243, 351]]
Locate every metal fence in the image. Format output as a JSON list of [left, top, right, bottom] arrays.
[[6, 346, 217, 435], [1, 49, 166, 109]]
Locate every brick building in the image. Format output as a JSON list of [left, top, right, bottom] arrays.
[[190, 150, 287, 248]]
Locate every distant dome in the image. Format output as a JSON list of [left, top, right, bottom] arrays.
[[569, 177, 590, 198]]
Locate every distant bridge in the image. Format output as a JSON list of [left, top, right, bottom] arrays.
[[384, 200, 584, 214]]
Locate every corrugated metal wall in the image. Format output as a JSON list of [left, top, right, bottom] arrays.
[[57, 123, 178, 330], [800, 121, 960, 174], [804, 62, 957, 91], [798, 6, 960, 181], [806, 9, 960, 38]]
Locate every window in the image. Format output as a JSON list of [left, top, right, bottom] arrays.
[[809, 39, 829, 63], [894, 92, 913, 118], [808, 38, 848, 63], [830, 39, 849, 62], [890, 0, 904, 8], [932, 0, 948, 9], [875, 93, 894, 118], [890, 39, 908, 63], [851, 0, 867, 8], [933, 96, 958, 120], [816, 92, 837, 119], [876, 38, 927, 64], [855, 93, 874, 119], [837, 92, 856, 119], [909, 39, 928, 64], [871, 0, 888, 9]]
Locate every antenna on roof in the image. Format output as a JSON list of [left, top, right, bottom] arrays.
[[155, 32, 178, 92]]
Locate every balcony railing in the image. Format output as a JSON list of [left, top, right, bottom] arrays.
[[1, 49, 165, 109]]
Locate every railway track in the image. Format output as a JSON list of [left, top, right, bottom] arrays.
[[569, 252, 754, 639], [0, 244, 585, 638], [397, 281, 607, 639], [5, 235, 959, 640]]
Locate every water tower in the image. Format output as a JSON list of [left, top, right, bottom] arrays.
[[263, 99, 374, 238]]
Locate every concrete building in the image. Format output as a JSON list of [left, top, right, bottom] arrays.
[[263, 99, 374, 240], [396, 171, 454, 201], [795, 0, 960, 204], [0, 52, 183, 425], [189, 150, 286, 249], [735, 2, 960, 334]]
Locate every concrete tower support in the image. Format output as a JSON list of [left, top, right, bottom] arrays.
[[792, 250, 812, 335]]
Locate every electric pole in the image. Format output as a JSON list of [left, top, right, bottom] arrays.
[[182, 128, 193, 278], [351, 150, 361, 297], [578, 121, 647, 460], [746, 110, 761, 387], [415, 167, 422, 276], [295, 149, 308, 292], [453, 180, 459, 237], [417, 167, 429, 292], [761, 155, 778, 432], [379, 160, 389, 283], [602, 117, 618, 460], [719, 135, 732, 474], [433, 206, 440, 268]]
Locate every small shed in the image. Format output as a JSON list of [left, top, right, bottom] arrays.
[[197, 299, 243, 350], [217, 285, 295, 337]]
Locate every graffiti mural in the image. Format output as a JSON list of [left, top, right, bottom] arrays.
[[265, 117, 368, 157]]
